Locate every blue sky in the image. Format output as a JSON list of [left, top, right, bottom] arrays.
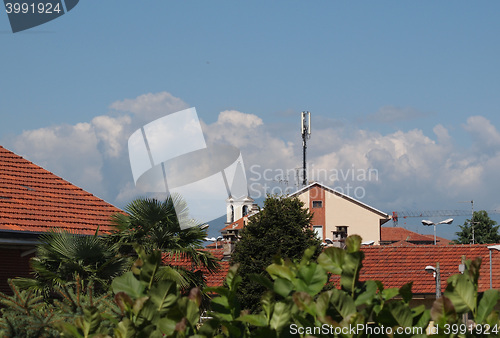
[[2, 1, 500, 240]]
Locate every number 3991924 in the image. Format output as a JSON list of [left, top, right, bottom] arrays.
[[5, 2, 62, 14]]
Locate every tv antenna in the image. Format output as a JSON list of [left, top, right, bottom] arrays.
[[301, 111, 311, 187]]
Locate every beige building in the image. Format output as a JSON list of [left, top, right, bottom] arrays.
[[290, 182, 391, 246], [220, 182, 391, 259]]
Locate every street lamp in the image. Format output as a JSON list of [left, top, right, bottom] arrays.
[[422, 218, 454, 245], [425, 263, 441, 299], [487, 245, 500, 289]]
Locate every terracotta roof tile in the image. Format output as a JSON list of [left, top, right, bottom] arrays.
[[221, 218, 245, 232], [361, 244, 500, 293], [0, 146, 122, 235], [381, 227, 442, 244], [186, 245, 500, 295], [162, 248, 230, 288]]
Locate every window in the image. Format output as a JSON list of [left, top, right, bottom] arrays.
[[312, 200, 323, 208], [243, 205, 249, 216], [313, 225, 323, 241]]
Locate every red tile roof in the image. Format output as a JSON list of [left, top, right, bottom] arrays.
[[163, 248, 230, 288], [221, 217, 245, 232], [182, 245, 500, 295], [0, 146, 122, 235], [360, 244, 500, 294], [381, 227, 438, 244]]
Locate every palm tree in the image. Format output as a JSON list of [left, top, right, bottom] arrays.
[[14, 229, 129, 296], [106, 195, 220, 290]]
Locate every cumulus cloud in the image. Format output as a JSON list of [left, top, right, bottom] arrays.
[[463, 115, 500, 149], [5, 92, 500, 225], [11, 122, 105, 196], [109, 92, 189, 121]]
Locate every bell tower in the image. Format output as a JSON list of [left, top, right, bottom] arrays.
[[225, 160, 254, 225]]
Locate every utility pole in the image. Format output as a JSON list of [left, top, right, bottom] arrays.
[[436, 262, 441, 299], [301, 111, 311, 187]]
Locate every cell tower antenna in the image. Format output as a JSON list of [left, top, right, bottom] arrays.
[[301, 111, 311, 187]]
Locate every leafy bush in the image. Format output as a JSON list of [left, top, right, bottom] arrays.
[[2, 236, 500, 337]]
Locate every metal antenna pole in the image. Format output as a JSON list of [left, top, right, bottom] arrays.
[[436, 262, 441, 299], [301, 111, 311, 187], [471, 200, 475, 245]]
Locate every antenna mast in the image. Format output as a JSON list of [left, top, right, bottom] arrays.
[[301, 111, 311, 187]]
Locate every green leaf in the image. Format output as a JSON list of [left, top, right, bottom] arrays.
[[354, 280, 378, 307], [430, 296, 457, 323], [237, 313, 268, 327], [249, 273, 274, 291], [315, 290, 331, 318], [132, 296, 149, 316], [388, 302, 413, 328], [224, 264, 241, 291], [444, 274, 476, 314], [112, 272, 146, 299], [399, 282, 413, 303], [294, 263, 327, 296], [266, 264, 294, 281], [292, 291, 315, 316], [476, 289, 500, 323], [412, 305, 431, 329], [345, 235, 362, 253], [148, 280, 178, 314], [317, 247, 345, 275], [330, 289, 356, 320], [269, 301, 292, 331], [273, 278, 294, 298], [381, 287, 399, 301], [185, 299, 200, 326], [340, 251, 363, 294]]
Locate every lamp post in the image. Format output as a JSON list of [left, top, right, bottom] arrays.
[[487, 245, 500, 289], [422, 218, 454, 245], [425, 263, 441, 299]]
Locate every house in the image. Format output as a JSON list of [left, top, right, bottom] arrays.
[[357, 244, 500, 307], [380, 227, 453, 245], [290, 182, 391, 245], [220, 182, 391, 259], [0, 146, 123, 294]]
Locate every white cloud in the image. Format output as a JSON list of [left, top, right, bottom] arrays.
[[109, 92, 189, 121], [11, 122, 105, 196], [463, 115, 500, 149], [5, 92, 500, 224], [92, 115, 132, 158]]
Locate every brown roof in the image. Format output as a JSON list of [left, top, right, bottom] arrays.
[[0, 146, 122, 235], [359, 244, 500, 294], [163, 248, 230, 288], [221, 217, 245, 232], [185, 245, 500, 294], [381, 227, 436, 244]]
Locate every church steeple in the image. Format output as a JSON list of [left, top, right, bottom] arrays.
[[226, 160, 254, 225]]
